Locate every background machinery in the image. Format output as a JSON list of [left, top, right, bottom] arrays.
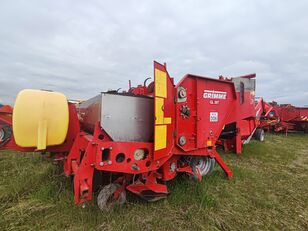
[[260, 102, 308, 134]]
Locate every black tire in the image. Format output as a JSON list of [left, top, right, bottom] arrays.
[[0, 124, 12, 142], [191, 157, 215, 177], [97, 183, 126, 211], [254, 128, 265, 142]]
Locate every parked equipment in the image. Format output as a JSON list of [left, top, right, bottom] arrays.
[[0, 62, 266, 210], [260, 102, 308, 133]]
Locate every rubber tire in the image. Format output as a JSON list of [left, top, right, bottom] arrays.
[[0, 125, 12, 142], [97, 183, 126, 211], [191, 157, 215, 176], [254, 128, 265, 142]]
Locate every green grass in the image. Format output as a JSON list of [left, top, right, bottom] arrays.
[[1, 133, 308, 230]]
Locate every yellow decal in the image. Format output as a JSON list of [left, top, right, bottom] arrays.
[[155, 97, 171, 125], [154, 97, 171, 150], [155, 97, 164, 124], [155, 69, 167, 98], [207, 140, 212, 147], [154, 68, 171, 151], [154, 125, 167, 151], [163, 117, 172, 124]]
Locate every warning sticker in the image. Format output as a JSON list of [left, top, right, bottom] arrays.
[[210, 112, 218, 122]]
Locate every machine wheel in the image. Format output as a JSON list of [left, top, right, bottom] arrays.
[[97, 183, 126, 211], [210, 157, 216, 169], [254, 128, 265, 142], [0, 124, 12, 146], [191, 157, 215, 176], [0, 127, 5, 142]]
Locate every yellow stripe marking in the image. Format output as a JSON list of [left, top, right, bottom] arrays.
[[155, 69, 167, 98], [154, 125, 167, 151]]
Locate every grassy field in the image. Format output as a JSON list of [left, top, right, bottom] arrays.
[[0, 133, 307, 230]]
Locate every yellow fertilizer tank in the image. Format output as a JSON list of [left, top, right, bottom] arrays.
[[12, 89, 69, 150]]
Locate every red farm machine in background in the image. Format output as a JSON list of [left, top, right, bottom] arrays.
[[0, 104, 13, 148], [260, 102, 308, 134], [0, 61, 267, 210]]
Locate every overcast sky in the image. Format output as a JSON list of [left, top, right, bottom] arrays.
[[0, 0, 307, 106]]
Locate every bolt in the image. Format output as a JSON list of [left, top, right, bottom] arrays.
[[170, 162, 176, 172], [108, 160, 112, 165], [131, 163, 140, 171], [101, 147, 104, 150], [178, 136, 186, 146], [178, 88, 187, 98], [109, 147, 113, 150], [99, 162, 104, 166]]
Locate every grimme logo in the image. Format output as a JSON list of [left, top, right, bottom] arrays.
[[203, 90, 227, 100]]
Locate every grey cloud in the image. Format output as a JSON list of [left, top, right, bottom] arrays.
[[0, 0, 307, 106]]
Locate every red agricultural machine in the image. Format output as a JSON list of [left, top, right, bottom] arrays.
[[0, 104, 13, 148], [0, 61, 267, 210], [260, 102, 308, 134]]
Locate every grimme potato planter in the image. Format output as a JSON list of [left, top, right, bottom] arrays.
[[0, 62, 266, 210]]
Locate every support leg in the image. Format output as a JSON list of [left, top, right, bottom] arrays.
[[73, 142, 96, 204], [214, 150, 233, 178]]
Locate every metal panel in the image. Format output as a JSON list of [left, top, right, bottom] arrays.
[[78, 93, 154, 142], [232, 78, 256, 92], [101, 93, 154, 142], [78, 94, 102, 133]]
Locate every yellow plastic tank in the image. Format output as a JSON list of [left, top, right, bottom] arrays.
[[13, 89, 69, 150]]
